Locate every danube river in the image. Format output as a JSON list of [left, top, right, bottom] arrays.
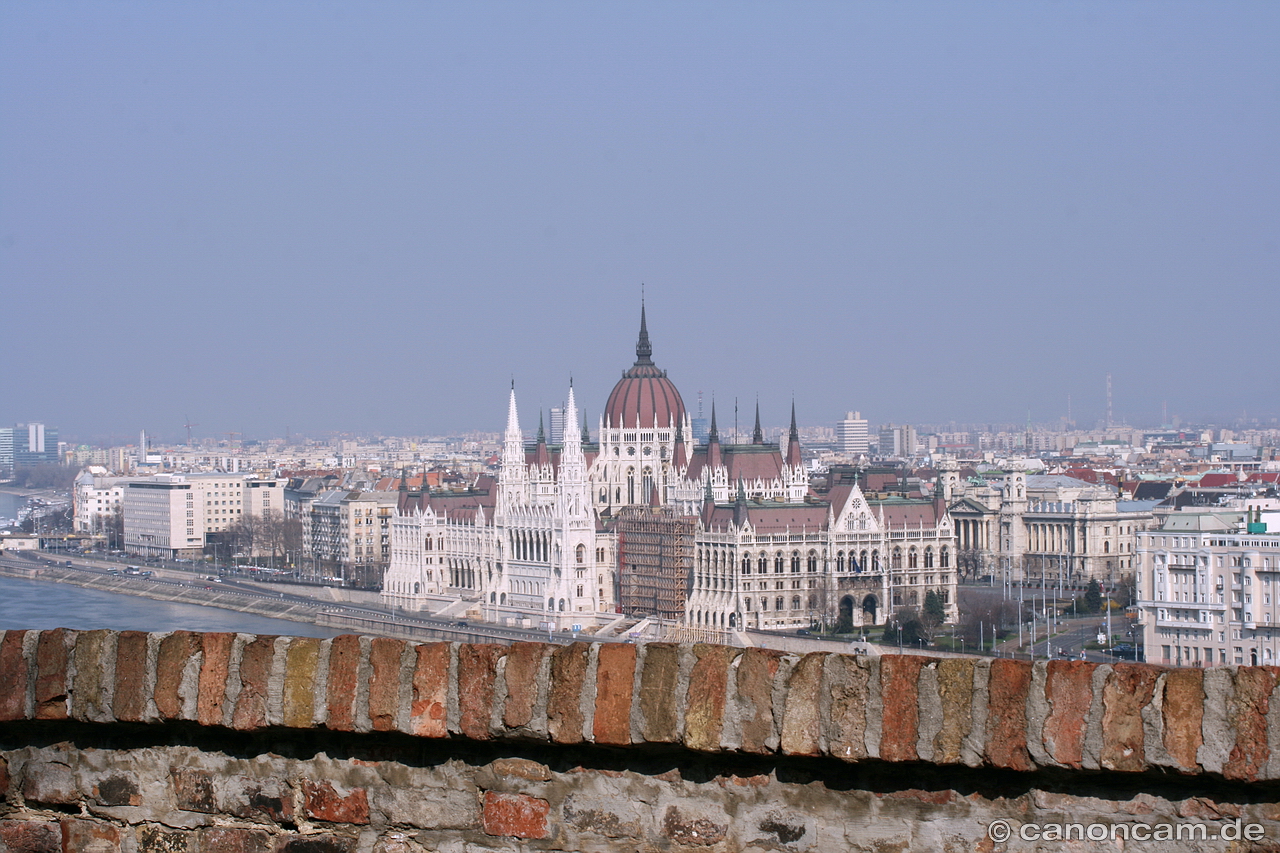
[[0, 574, 342, 638]]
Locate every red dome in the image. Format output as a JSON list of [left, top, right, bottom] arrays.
[[603, 306, 687, 430]]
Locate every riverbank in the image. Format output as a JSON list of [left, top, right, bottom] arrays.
[[0, 561, 323, 628]]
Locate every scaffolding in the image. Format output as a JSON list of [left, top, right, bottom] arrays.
[[616, 506, 695, 620]]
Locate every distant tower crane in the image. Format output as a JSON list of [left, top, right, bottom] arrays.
[[183, 415, 199, 446]]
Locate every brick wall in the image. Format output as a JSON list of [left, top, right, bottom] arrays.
[[1, 629, 1279, 851]]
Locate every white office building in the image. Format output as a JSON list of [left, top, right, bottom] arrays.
[[836, 411, 869, 455]]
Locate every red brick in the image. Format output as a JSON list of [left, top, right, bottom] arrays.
[[593, 642, 636, 745], [502, 642, 548, 729], [233, 636, 276, 731], [325, 635, 362, 731], [275, 835, 353, 853], [1162, 668, 1204, 772], [547, 643, 589, 744], [113, 631, 149, 722], [300, 780, 370, 824], [986, 658, 1033, 772], [737, 648, 783, 754], [0, 821, 60, 853], [878, 655, 926, 762], [780, 652, 828, 757], [1225, 666, 1278, 781], [34, 629, 70, 721], [0, 630, 29, 721], [409, 642, 449, 737], [196, 632, 236, 727], [368, 638, 404, 732], [458, 644, 505, 740], [481, 791, 550, 839], [60, 819, 121, 852], [1101, 663, 1160, 773], [685, 645, 736, 752], [1043, 660, 1097, 768], [197, 827, 271, 853], [155, 632, 201, 720]]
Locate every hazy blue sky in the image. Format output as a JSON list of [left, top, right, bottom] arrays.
[[3, 2, 1277, 444]]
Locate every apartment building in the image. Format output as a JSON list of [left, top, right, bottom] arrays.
[[122, 473, 285, 559], [1136, 504, 1280, 667], [310, 489, 398, 587]]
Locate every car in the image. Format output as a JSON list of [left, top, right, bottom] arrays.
[[796, 629, 812, 636], [455, 620, 469, 628], [64, 560, 73, 567]]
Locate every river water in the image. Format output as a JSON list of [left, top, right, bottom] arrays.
[[0, 574, 342, 638]]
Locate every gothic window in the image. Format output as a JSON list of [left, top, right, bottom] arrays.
[[776, 597, 785, 611], [807, 550, 818, 572], [775, 553, 784, 573], [576, 544, 585, 564], [791, 551, 801, 573], [836, 551, 845, 573], [872, 550, 880, 571], [760, 598, 768, 611], [908, 548, 918, 569], [940, 547, 949, 568], [924, 548, 934, 568], [627, 469, 635, 504], [758, 554, 768, 573], [742, 554, 751, 573], [892, 548, 902, 570], [792, 596, 801, 610]]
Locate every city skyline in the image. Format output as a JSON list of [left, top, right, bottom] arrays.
[[4, 3, 1277, 440]]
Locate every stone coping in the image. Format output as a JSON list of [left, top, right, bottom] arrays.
[[1, 629, 1277, 783]]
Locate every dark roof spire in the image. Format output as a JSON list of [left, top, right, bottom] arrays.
[[635, 293, 653, 366], [789, 399, 799, 443], [537, 410, 546, 443], [752, 398, 764, 444], [708, 400, 719, 443], [581, 410, 591, 443]]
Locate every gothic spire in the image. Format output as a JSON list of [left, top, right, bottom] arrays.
[[752, 399, 764, 444], [789, 399, 799, 443], [786, 399, 803, 467], [581, 410, 591, 444], [635, 296, 653, 366], [537, 410, 546, 444], [708, 401, 719, 444]]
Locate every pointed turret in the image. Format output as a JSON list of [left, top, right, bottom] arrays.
[[785, 400, 802, 467], [672, 427, 688, 468], [635, 299, 653, 366], [581, 410, 591, 444], [706, 401, 722, 470], [398, 467, 408, 492], [752, 399, 764, 444], [733, 476, 749, 526], [534, 410, 551, 467]]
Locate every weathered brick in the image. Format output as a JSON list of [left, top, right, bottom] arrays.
[[878, 655, 926, 762], [481, 791, 550, 839], [0, 756, 8, 799], [987, 658, 1033, 772], [155, 632, 201, 720], [547, 643, 589, 744], [368, 637, 405, 732], [1225, 666, 1278, 781], [685, 645, 736, 752], [95, 775, 141, 807], [60, 819, 121, 852], [227, 777, 293, 823], [232, 635, 276, 731], [781, 652, 828, 757], [458, 644, 505, 740], [172, 767, 217, 813], [0, 630, 29, 721], [282, 637, 320, 728], [197, 632, 236, 727], [197, 827, 271, 853], [489, 758, 552, 781], [1043, 660, 1096, 768], [274, 835, 354, 853], [408, 642, 449, 737], [1162, 667, 1204, 772], [0, 821, 60, 853], [593, 642, 636, 745], [638, 643, 680, 743], [1101, 662, 1160, 773], [113, 631, 150, 722], [137, 824, 190, 853], [933, 657, 974, 764], [737, 648, 783, 753], [70, 629, 114, 722], [825, 653, 871, 762], [34, 628, 70, 721], [325, 635, 362, 731], [661, 806, 727, 846], [22, 757, 76, 806], [300, 780, 370, 824], [502, 642, 547, 729]]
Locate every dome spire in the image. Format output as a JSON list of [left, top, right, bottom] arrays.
[[635, 289, 653, 366]]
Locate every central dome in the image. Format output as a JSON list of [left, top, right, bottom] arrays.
[[603, 305, 686, 430]]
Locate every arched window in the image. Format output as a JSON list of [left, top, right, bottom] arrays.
[[924, 548, 934, 568], [576, 543, 585, 564], [559, 598, 566, 611], [871, 550, 880, 570], [791, 551, 801, 572], [908, 548, 918, 569], [892, 547, 902, 570], [742, 553, 751, 573], [836, 551, 845, 573], [627, 468, 635, 505], [940, 547, 949, 568], [760, 598, 768, 611], [791, 596, 801, 610], [775, 553, 784, 573], [807, 550, 818, 572], [758, 554, 768, 573], [776, 596, 785, 611]]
